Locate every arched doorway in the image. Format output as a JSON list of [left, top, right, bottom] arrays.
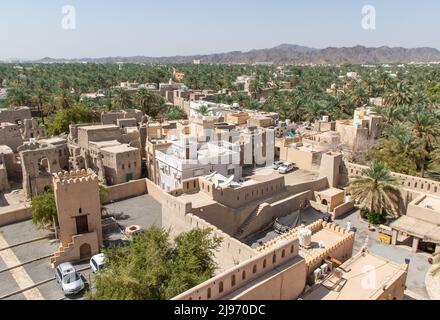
[[38, 158, 50, 174], [79, 243, 92, 260], [321, 199, 328, 206]]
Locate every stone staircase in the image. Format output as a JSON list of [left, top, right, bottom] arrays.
[[234, 203, 267, 239], [50, 239, 75, 268]]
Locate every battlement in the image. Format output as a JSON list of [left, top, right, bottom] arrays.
[[255, 220, 355, 271], [53, 169, 99, 186], [256, 219, 325, 253]]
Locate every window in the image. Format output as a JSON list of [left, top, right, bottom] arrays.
[[282, 249, 285, 258], [272, 254, 277, 264], [227, 168, 235, 176], [75, 215, 89, 234], [207, 288, 211, 299], [219, 281, 224, 294], [231, 275, 236, 287], [122, 164, 125, 170], [242, 270, 246, 280], [263, 259, 266, 269], [252, 265, 257, 274]]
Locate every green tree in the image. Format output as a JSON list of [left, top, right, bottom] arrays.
[[46, 105, 99, 135], [134, 88, 160, 116], [112, 88, 133, 109], [347, 161, 404, 218], [87, 227, 221, 300], [31, 189, 57, 229]]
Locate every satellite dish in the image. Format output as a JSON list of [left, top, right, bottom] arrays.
[[223, 175, 234, 187], [205, 171, 217, 181]]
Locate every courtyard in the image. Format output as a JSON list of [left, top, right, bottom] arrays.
[[335, 209, 432, 300], [0, 194, 162, 300]]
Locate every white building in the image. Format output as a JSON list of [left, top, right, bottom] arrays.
[[155, 137, 242, 191]]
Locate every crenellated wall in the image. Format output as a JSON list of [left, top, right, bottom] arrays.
[[172, 236, 303, 300], [256, 220, 355, 274], [200, 176, 286, 209], [342, 162, 440, 197]]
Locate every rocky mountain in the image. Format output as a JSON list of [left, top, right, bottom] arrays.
[[34, 44, 440, 65]]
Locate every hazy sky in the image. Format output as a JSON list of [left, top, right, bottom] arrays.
[[1, 0, 439, 59]]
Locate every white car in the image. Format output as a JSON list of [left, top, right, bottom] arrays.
[[55, 262, 85, 296], [90, 253, 106, 273], [278, 162, 295, 174], [272, 161, 284, 170]]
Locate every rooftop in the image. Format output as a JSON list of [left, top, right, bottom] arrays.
[[298, 227, 344, 261], [390, 215, 440, 243], [302, 250, 408, 300], [89, 140, 121, 148], [101, 144, 138, 154], [417, 195, 440, 212], [39, 137, 67, 146], [318, 188, 344, 198], [79, 124, 119, 131]]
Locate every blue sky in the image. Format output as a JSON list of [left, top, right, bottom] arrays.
[[0, 0, 439, 59]]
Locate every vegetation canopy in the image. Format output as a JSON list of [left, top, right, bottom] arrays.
[[86, 226, 222, 300]]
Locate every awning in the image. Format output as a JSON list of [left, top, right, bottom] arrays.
[[390, 216, 440, 244]]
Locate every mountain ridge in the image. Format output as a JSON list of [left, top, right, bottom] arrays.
[[11, 44, 440, 64]]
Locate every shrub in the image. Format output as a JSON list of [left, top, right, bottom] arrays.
[[360, 208, 385, 225]]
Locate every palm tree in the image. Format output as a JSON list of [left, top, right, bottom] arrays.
[[198, 105, 209, 116], [55, 89, 74, 110], [6, 87, 29, 106], [134, 88, 158, 116], [31, 89, 48, 124], [347, 161, 404, 217], [408, 105, 440, 176], [249, 79, 264, 100], [385, 82, 413, 106], [112, 88, 132, 110], [349, 84, 369, 108]]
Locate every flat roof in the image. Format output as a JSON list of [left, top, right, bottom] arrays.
[[0, 145, 13, 153], [101, 144, 138, 154], [318, 188, 344, 197], [302, 250, 407, 300], [79, 124, 119, 131], [390, 215, 440, 243], [89, 140, 121, 148], [417, 195, 440, 212], [299, 228, 345, 261], [39, 137, 67, 145]]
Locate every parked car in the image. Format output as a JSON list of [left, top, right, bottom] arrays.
[[272, 161, 284, 170], [55, 262, 85, 296], [278, 162, 295, 174], [90, 253, 106, 273]]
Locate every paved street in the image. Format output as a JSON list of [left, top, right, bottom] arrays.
[[0, 195, 162, 300], [335, 209, 431, 299], [104, 194, 162, 229]]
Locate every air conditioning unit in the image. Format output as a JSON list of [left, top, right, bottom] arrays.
[[314, 268, 323, 281], [320, 263, 330, 275]]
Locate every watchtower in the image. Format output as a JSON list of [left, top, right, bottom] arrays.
[[51, 169, 102, 267]]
